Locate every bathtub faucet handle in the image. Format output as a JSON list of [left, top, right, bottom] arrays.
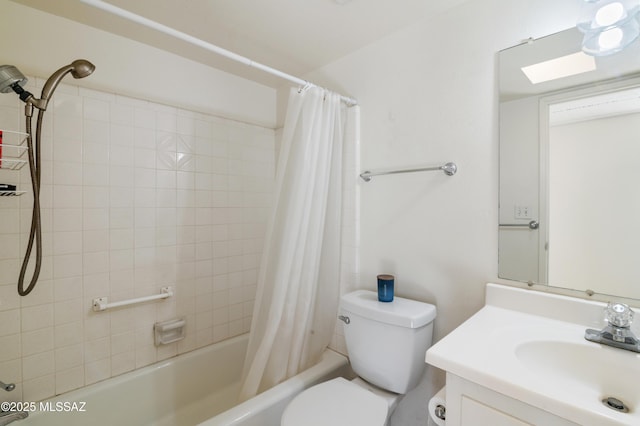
[[0, 381, 15, 392], [338, 315, 350, 325]]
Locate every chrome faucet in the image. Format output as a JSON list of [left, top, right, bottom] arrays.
[[0, 411, 28, 426], [585, 302, 640, 353]]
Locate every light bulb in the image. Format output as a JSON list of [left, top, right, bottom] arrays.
[[595, 2, 626, 26], [598, 26, 624, 49]]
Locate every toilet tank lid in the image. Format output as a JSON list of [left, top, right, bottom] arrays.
[[341, 290, 436, 328]]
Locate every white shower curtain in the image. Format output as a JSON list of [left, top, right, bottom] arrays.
[[239, 86, 346, 400]]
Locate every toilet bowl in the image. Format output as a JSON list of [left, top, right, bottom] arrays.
[[281, 377, 392, 426], [281, 290, 437, 426]]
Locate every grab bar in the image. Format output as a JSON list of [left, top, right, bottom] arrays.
[[92, 286, 173, 312], [499, 220, 539, 230], [359, 162, 457, 182]]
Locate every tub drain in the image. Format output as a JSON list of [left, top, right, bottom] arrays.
[[602, 397, 629, 413]]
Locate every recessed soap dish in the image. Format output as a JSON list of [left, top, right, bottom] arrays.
[[154, 317, 186, 346]]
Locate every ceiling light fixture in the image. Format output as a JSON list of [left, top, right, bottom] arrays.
[[577, 0, 640, 56]]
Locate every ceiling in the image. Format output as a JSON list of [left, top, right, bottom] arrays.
[[11, 0, 468, 88]]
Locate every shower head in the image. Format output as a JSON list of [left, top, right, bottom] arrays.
[[69, 59, 95, 79], [0, 65, 28, 94]]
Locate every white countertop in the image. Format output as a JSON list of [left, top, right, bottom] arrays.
[[425, 284, 640, 426]]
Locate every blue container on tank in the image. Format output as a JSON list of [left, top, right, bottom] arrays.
[[377, 274, 394, 302]]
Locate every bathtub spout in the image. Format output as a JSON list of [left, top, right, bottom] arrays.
[[0, 411, 28, 425]]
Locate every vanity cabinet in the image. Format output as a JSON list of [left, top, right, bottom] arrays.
[[445, 374, 580, 426], [426, 284, 639, 425]]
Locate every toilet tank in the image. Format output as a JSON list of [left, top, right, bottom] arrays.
[[340, 290, 437, 394]]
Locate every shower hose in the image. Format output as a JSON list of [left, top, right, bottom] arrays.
[[17, 108, 43, 296]]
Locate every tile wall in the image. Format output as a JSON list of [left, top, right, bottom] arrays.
[[0, 77, 275, 402]]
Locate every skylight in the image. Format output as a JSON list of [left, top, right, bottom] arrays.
[[521, 51, 596, 84]]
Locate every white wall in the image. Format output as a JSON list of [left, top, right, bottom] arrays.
[[307, 0, 584, 334], [0, 1, 276, 128], [303, 0, 583, 424]]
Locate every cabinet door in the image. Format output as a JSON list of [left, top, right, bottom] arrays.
[[462, 396, 532, 426], [445, 374, 580, 426]]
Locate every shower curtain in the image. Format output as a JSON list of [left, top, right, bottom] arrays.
[[239, 86, 347, 400]]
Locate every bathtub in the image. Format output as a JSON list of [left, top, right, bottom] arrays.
[[17, 334, 351, 426]]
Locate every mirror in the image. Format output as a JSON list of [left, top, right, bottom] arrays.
[[498, 26, 640, 300]]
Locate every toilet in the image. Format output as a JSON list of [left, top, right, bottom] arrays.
[[281, 289, 437, 426]]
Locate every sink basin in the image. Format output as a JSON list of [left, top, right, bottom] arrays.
[[426, 284, 640, 426], [516, 340, 640, 410]]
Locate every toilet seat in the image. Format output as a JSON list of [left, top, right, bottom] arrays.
[[281, 377, 388, 426]]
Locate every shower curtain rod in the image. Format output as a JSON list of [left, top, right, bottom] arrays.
[[80, 0, 358, 106]]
